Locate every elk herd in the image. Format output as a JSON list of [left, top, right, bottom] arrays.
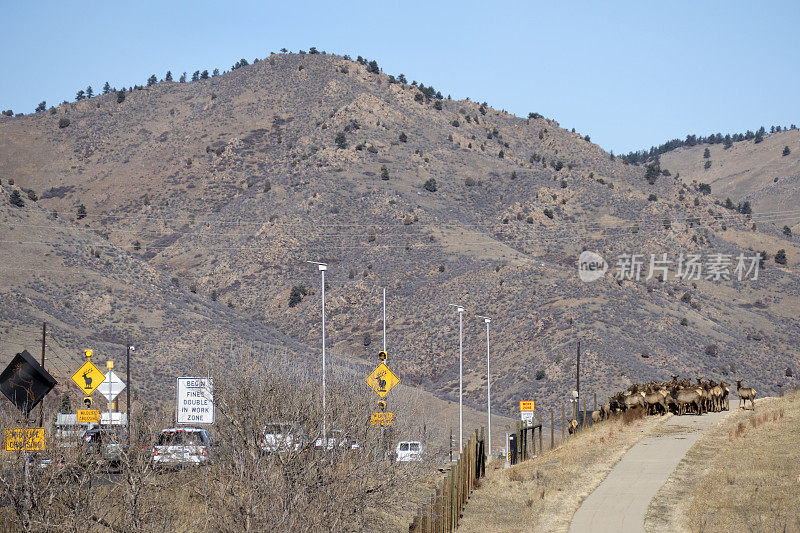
[[591, 376, 757, 423]]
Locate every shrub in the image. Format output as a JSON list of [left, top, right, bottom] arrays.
[[704, 160, 712, 170], [560, 179, 568, 189], [438, 265, 445, 272], [433, 100, 442, 110], [464, 177, 476, 187], [782, 145, 791, 156], [786, 367, 793, 377], [211, 289, 218, 301], [9, 190, 24, 207], [380, 166, 389, 180], [362, 332, 371, 347], [398, 132, 407, 143], [543, 208, 554, 219], [58, 118, 70, 128], [334, 132, 347, 149], [648, 194, 657, 201], [423, 178, 437, 192], [498, 150, 504, 159], [76, 204, 87, 220], [703, 147, 711, 159], [26, 189, 37, 201], [775, 249, 787, 265], [451, 119, 460, 127], [526, 216, 534, 224], [116, 90, 126, 103], [705, 344, 718, 356], [783, 225, 792, 236], [698, 183, 711, 194]]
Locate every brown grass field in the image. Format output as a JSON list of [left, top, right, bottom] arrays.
[[457, 410, 661, 533], [645, 391, 800, 532]]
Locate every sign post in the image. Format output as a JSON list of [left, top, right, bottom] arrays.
[[176, 378, 214, 424]]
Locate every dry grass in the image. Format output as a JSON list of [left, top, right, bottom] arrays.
[[457, 409, 662, 533], [645, 391, 800, 532]]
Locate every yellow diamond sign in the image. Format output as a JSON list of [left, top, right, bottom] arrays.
[[365, 362, 399, 398], [71, 361, 106, 395]]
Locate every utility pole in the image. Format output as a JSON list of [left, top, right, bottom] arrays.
[[449, 305, 465, 452], [307, 261, 328, 442], [38, 322, 46, 427], [576, 340, 581, 406], [477, 315, 492, 458], [382, 288, 386, 353], [126, 345, 134, 431]]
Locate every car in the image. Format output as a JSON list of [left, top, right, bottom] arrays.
[[82, 427, 126, 466], [153, 427, 211, 466], [395, 441, 423, 462], [313, 429, 360, 451], [260, 423, 308, 453]]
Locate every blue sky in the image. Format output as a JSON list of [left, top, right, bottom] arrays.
[[2, 1, 798, 153]]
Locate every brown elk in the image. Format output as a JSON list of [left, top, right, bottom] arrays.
[[719, 380, 730, 410], [674, 388, 702, 416], [735, 380, 756, 410], [568, 418, 578, 434], [643, 389, 667, 415]]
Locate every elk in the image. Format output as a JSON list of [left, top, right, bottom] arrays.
[[568, 419, 578, 434], [643, 388, 667, 415], [735, 380, 756, 410], [719, 380, 730, 410], [673, 388, 702, 416]]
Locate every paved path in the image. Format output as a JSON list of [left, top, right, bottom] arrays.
[[569, 409, 730, 533]]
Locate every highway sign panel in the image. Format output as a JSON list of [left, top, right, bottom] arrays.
[[0, 350, 58, 415], [71, 361, 105, 395], [365, 362, 399, 398], [521, 411, 535, 423], [176, 377, 214, 424], [5, 428, 45, 451], [519, 400, 535, 411], [97, 371, 125, 403], [77, 409, 100, 423], [370, 412, 394, 426]]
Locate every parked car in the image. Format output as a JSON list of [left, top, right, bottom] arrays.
[[314, 429, 360, 451], [395, 441, 423, 462], [153, 427, 211, 466], [260, 423, 308, 453], [82, 427, 126, 466]]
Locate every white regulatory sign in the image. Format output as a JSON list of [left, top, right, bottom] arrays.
[[521, 411, 535, 423], [176, 377, 214, 424]]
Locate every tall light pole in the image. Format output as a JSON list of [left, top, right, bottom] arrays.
[[126, 345, 134, 431], [477, 315, 491, 458], [307, 261, 328, 441], [449, 304, 464, 452]]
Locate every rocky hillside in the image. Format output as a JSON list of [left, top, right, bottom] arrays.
[[1, 52, 798, 416], [660, 128, 800, 230]]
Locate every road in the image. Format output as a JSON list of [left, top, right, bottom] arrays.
[[569, 408, 731, 533]]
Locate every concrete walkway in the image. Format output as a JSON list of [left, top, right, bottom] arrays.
[[569, 409, 730, 533]]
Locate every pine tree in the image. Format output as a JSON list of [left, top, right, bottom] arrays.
[[180, 72, 187, 83], [213, 68, 219, 77], [77, 204, 87, 220], [9, 190, 24, 207], [775, 249, 787, 265], [703, 147, 710, 158], [192, 71, 200, 82], [75, 89, 85, 101], [102, 81, 111, 94], [165, 71, 173, 82], [200, 70, 209, 79], [116, 90, 125, 104], [147, 74, 157, 86], [86, 86, 93, 98], [35, 101, 46, 112]]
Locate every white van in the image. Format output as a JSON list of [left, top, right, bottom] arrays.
[[395, 441, 422, 462]]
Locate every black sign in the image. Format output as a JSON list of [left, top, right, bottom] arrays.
[[0, 350, 57, 415]]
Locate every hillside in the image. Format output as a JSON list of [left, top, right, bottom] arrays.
[[661, 129, 800, 230], [1, 52, 799, 418]]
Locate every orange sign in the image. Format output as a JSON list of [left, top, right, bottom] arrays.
[[519, 401, 535, 411], [370, 412, 394, 426]]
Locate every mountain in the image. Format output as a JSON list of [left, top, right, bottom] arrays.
[[1, 52, 798, 419], [660, 129, 800, 230]]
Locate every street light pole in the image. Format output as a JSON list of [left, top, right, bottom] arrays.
[[308, 261, 328, 442], [450, 304, 464, 452], [126, 345, 134, 431], [478, 315, 492, 458]]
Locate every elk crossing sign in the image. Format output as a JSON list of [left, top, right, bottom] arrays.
[[71, 361, 106, 395], [365, 362, 399, 399]]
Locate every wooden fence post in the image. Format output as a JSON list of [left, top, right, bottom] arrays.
[[594, 392, 597, 412], [562, 402, 565, 442], [583, 397, 587, 430], [550, 408, 554, 450], [538, 411, 543, 453]]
